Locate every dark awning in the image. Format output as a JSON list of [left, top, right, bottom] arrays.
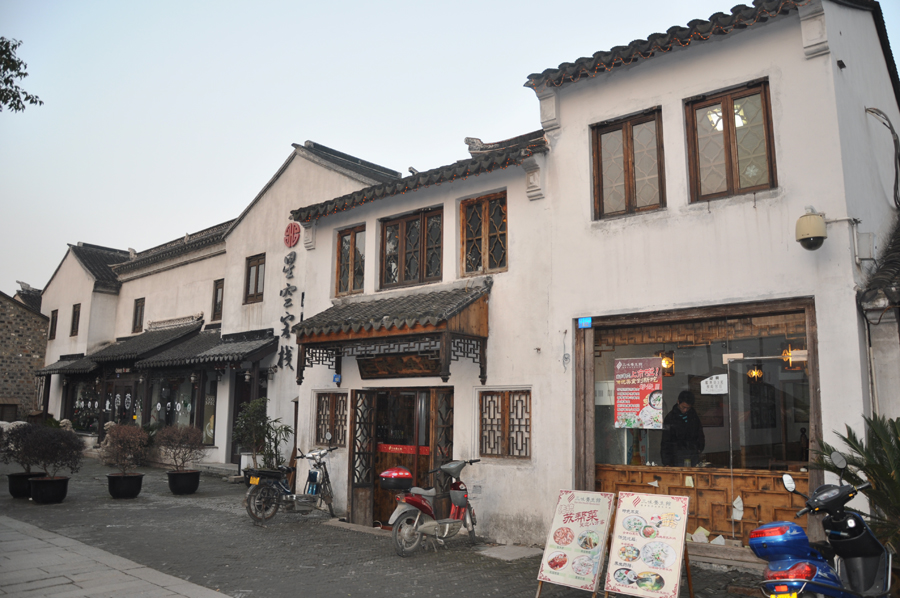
[[134, 328, 278, 369], [89, 322, 202, 363], [294, 279, 491, 384], [36, 356, 98, 376]]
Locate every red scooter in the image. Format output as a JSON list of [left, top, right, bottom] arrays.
[[380, 459, 479, 556]]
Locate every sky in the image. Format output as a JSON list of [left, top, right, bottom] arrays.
[[1, 0, 899, 298]]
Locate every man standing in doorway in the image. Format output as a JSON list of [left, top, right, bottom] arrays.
[[661, 390, 705, 467]]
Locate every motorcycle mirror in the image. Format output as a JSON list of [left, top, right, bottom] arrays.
[[830, 451, 847, 470], [782, 474, 796, 492], [325, 432, 333, 442]]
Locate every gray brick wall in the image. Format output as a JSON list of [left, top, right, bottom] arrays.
[[0, 294, 48, 420]]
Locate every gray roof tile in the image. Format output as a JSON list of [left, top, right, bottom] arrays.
[[89, 322, 202, 363], [294, 280, 491, 338], [69, 243, 130, 293], [134, 329, 278, 368], [291, 132, 546, 224]]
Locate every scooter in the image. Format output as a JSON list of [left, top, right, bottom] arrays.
[[748, 451, 892, 598], [380, 458, 479, 556]]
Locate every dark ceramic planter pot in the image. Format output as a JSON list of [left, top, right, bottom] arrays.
[[166, 470, 201, 495], [29, 477, 70, 504], [107, 473, 144, 499], [8, 472, 44, 499]]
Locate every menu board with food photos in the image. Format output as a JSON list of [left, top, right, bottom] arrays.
[[537, 490, 615, 593], [604, 492, 690, 598], [614, 358, 664, 429]]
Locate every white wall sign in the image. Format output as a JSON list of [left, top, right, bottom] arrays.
[[701, 374, 728, 395]]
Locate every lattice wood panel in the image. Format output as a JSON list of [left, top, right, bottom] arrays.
[[596, 312, 807, 348], [595, 464, 808, 546]]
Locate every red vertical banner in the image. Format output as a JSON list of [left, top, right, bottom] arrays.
[[614, 358, 663, 429]]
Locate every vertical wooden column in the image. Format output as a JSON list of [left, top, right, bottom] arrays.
[[439, 331, 451, 382], [574, 325, 595, 491], [479, 337, 487, 385], [296, 343, 307, 385]]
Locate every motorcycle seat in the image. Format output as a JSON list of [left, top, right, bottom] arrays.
[[411, 487, 436, 497]]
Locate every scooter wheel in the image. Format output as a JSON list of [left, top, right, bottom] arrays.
[[245, 484, 279, 522], [392, 515, 423, 556]]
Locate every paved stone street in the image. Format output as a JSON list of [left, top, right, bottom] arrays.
[[1, 459, 761, 597]]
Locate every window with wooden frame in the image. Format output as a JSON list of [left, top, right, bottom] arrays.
[[70, 304, 80, 337], [381, 208, 442, 288], [336, 225, 365, 296], [480, 389, 531, 458], [132, 298, 145, 333], [244, 254, 265, 304], [592, 111, 665, 218], [686, 81, 776, 202], [315, 392, 347, 447], [461, 192, 508, 275], [48, 309, 58, 340], [211, 279, 224, 321]]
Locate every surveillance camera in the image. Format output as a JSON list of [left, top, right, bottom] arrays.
[[796, 212, 827, 251]]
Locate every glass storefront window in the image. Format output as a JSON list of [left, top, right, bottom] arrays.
[[149, 376, 196, 428], [201, 375, 217, 445], [70, 381, 100, 433], [594, 313, 809, 471]]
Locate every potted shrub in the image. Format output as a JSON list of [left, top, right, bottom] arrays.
[[102, 424, 150, 499], [0, 422, 43, 498], [233, 397, 292, 484], [156, 425, 206, 495], [24, 426, 85, 504]]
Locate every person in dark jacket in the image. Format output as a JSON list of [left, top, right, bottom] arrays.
[[660, 390, 705, 467]]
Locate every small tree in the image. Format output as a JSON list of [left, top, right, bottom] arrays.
[[102, 424, 150, 475], [0, 38, 43, 113], [233, 397, 292, 469], [156, 425, 205, 471], [817, 414, 900, 553], [24, 426, 84, 478], [0, 422, 37, 472]]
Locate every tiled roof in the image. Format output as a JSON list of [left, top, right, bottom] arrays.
[[37, 356, 97, 375], [89, 322, 202, 363], [860, 217, 900, 306], [291, 131, 547, 224], [525, 0, 806, 90], [114, 220, 234, 274], [134, 328, 278, 368], [14, 287, 42, 312], [294, 280, 492, 338], [299, 141, 401, 184], [68, 243, 130, 293]]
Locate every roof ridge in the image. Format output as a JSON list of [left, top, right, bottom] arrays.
[[301, 141, 401, 179], [71, 242, 130, 255]]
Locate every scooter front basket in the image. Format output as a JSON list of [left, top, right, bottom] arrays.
[[450, 489, 468, 507]]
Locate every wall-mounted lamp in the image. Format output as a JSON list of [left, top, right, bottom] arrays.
[[137, 374, 144, 385], [216, 371, 223, 382], [95, 377, 101, 385], [190, 373, 197, 384], [655, 351, 675, 377], [244, 371, 252, 383], [747, 363, 764, 382], [267, 366, 277, 380], [62, 378, 68, 386]]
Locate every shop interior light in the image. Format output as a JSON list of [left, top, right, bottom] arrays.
[[655, 350, 675, 376], [747, 363, 764, 381], [190, 373, 197, 383]]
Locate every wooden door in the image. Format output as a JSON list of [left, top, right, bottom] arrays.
[[430, 387, 454, 519], [348, 389, 377, 526], [230, 376, 252, 464]]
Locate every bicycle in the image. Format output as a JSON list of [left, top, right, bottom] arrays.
[[244, 445, 337, 523]]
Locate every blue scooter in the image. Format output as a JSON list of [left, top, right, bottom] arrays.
[[748, 452, 892, 598]]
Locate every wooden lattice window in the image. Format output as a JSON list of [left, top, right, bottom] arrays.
[[132, 298, 145, 333], [48, 310, 58, 340], [592, 111, 665, 219], [686, 81, 776, 202], [70, 304, 80, 337], [211, 279, 224, 321], [244, 254, 265, 304], [480, 389, 531, 458], [381, 208, 442, 288], [336, 225, 365, 296], [461, 192, 507, 275], [316, 392, 347, 447]]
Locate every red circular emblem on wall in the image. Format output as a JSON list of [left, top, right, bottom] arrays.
[[284, 222, 301, 248]]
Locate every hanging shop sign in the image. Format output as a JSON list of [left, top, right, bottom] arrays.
[[537, 490, 615, 593], [614, 358, 663, 429], [604, 492, 690, 598]]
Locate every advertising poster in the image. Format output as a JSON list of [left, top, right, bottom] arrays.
[[604, 492, 690, 598], [614, 358, 663, 429], [537, 490, 615, 592]]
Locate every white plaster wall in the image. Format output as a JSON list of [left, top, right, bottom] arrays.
[[292, 161, 557, 541], [115, 251, 227, 337], [222, 151, 382, 443]]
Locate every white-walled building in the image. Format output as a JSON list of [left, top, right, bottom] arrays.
[[34, 0, 900, 563]]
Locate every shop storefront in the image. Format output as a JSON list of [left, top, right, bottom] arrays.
[[575, 299, 820, 545]]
